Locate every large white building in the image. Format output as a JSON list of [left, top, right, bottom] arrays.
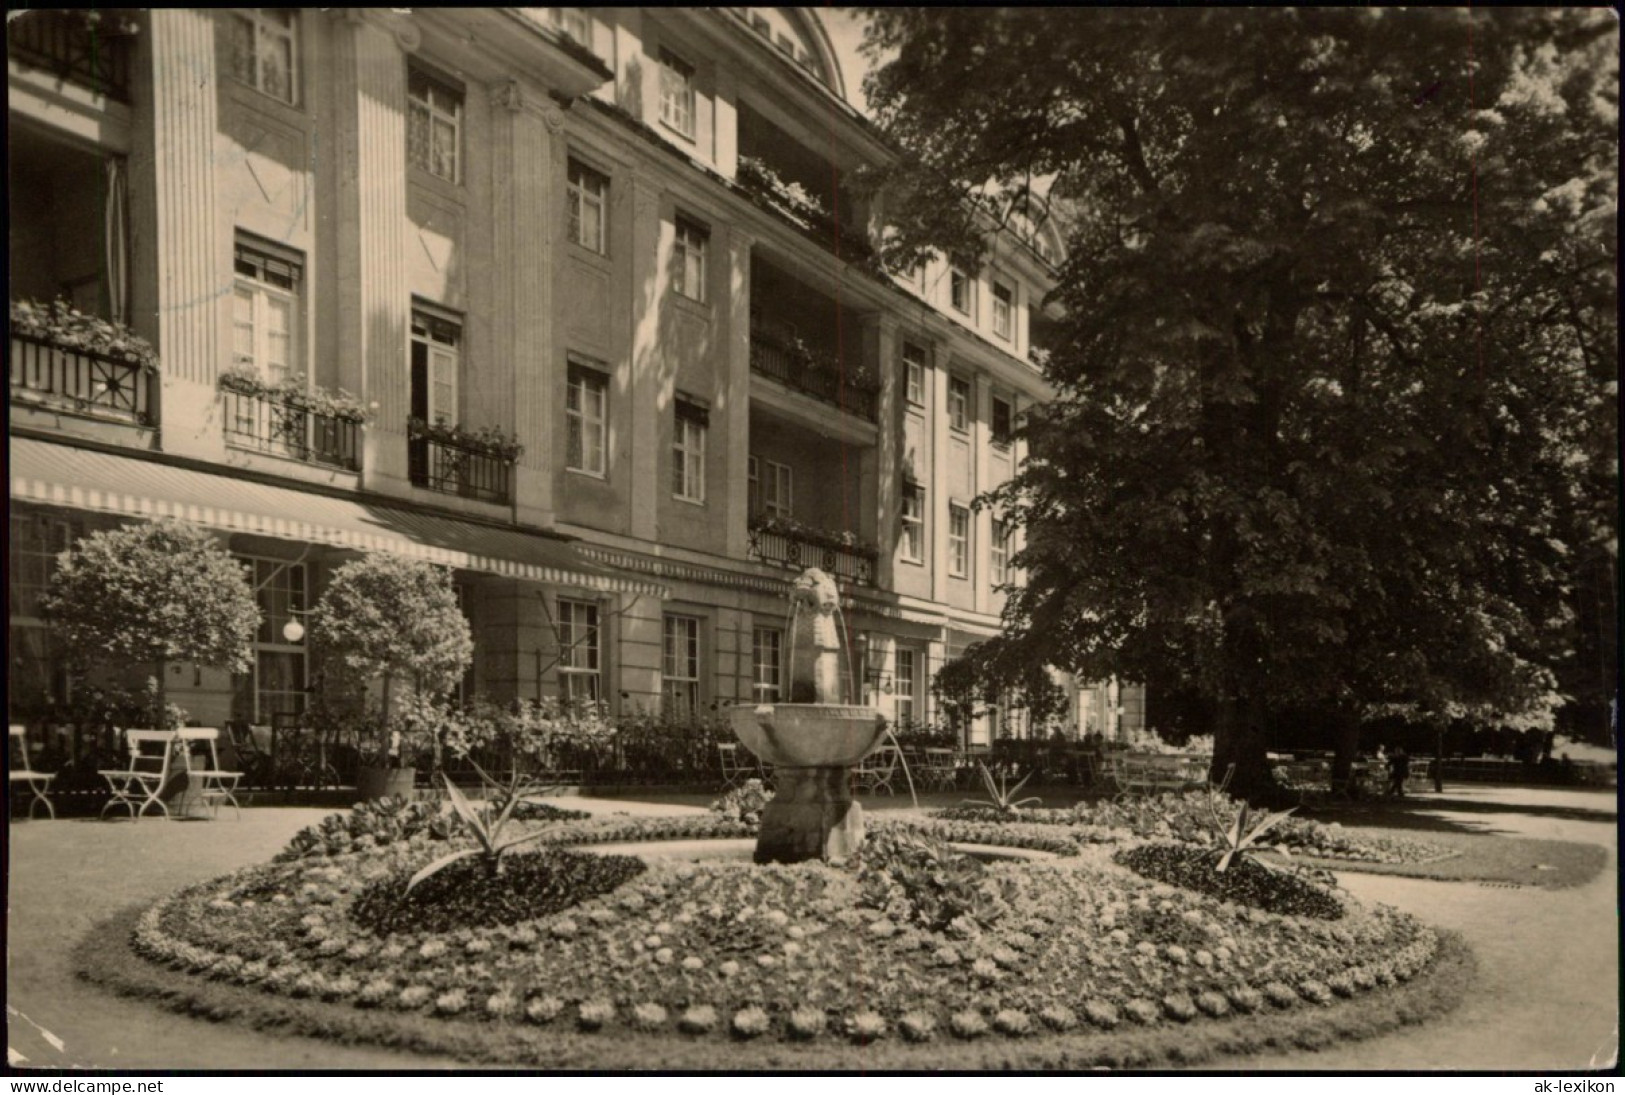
[[8, 8, 1146, 751]]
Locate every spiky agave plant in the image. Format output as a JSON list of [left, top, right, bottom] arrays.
[[1202, 764, 1297, 873], [404, 766, 558, 894], [961, 762, 1043, 815]]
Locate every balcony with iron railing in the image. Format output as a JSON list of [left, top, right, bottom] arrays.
[[748, 330, 879, 423], [7, 9, 137, 103], [735, 154, 878, 269], [406, 418, 520, 506], [9, 325, 154, 427], [220, 383, 363, 472], [747, 513, 877, 587]]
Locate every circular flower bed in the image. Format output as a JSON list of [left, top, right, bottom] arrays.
[[123, 812, 1447, 1060], [936, 792, 1455, 866]]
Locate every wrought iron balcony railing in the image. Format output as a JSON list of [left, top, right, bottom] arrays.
[[7, 9, 135, 103], [748, 332, 879, 423], [747, 516, 876, 587], [408, 434, 514, 505], [222, 388, 362, 471], [10, 332, 153, 424]]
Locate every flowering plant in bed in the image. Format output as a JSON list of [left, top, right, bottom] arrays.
[[128, 805, 1450, 1056]]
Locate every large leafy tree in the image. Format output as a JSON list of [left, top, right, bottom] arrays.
[[861, 9, 1617, 796]]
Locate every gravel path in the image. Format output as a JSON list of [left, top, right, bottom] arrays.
[[1226, 787, 1618, 1071], [7, 788, 1616, 1070]]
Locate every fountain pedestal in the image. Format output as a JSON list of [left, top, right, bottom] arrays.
[[731, 701, 886, 865], [754, 766, 864, 864]]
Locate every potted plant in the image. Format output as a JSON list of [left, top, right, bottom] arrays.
[[308, 554, 473, 802]]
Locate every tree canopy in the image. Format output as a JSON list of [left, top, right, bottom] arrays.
[[861, 8, 1618, 794], [309, 553, 473, 700], [41, 519, 260, 675]]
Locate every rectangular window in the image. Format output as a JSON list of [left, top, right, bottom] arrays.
[[567, 158, 609, 255], [228, 9, 298, 105], [990, 519, 1010, 587], [672, 216, 709, 302], [949, 504, 970, 578], [231, 557, 307, 724], [992, 281, 1014, 339], [749, 456, 793, 519], [557, 598, 601, 707], [950, 266, 973, 315], [658, 48, 696, 140], [232, 238, 303, 386], [566, 362, 608, 476], [948, 376, 971, 433], [407, 66, 463, 183], [894, 647, 917, 726], [902, 342, 925, 406], [672, 401, 707, 503], [550, 7, 591, 45], [900, 484, 925, 564], [410, 308, 461, 424], [8, 514, 76, 717], [991, 396, 1014, 448], [662, 614, 701, 716], [752, 626, 783, 703]]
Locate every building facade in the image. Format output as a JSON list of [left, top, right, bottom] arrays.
[[8, 8, 1145, 746]]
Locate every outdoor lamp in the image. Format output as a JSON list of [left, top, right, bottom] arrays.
[[282, 619, 306, 643]]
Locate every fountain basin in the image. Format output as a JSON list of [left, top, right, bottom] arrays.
[[730, 703, 886, 768]]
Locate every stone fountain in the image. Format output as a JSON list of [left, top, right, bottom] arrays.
[[731, 567, 886, 864]]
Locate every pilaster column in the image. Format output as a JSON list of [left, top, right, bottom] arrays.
[[141, 10, 220, 458], [627, 173, 664, 540], [333, 11, 413, 491], [928, 341, 951, 602], [492, 79, 566, 527], [725, 227, 755, 558], [972, 373, 994, 615]]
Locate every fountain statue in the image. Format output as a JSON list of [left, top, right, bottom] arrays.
[[731, 567, 886, 864]]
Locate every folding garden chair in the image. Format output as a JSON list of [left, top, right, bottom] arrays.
[[177, 728, 244, 819], [855, 744, 900, 795], [921, 747, 960, 792], [717, 741, 753, 791], [225, 721, 273, 788], [9, 724, 57, 820], [100, 729, 185, 820]]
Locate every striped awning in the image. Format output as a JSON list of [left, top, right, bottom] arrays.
[[10, 437, 667, 597]]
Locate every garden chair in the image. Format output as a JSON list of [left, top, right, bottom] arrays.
[[855, 743, 900, 795], [225, 722, 274, 788], [99, 729, 185, 820], [9, 724, 57, 820], [716, 741, 753, 791], [176, 728, 244, 819], [919, 747, 960, 792]]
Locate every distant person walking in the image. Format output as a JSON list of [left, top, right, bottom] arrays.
[[1388, 747, 1411, 798]]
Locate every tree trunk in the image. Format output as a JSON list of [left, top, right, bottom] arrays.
[[1330, 709, 1361, 786], [1209, 695, 1280, 803]]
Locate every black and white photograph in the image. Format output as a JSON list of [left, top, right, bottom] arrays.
[[5, 6, 1618, 1076]]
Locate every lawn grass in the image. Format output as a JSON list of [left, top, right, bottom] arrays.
[[75, 904, 1474, 1070], [1261, 830, 1607, 890]]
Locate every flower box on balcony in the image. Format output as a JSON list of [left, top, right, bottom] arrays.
[[748, 514, 877, 586], [217, 367, 366, 471], [407, 417, 521, 505], [10, 298, 155, 424], [11, 299, 156, 372]]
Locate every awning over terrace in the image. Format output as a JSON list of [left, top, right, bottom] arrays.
[[10, 437, 667, 598]]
